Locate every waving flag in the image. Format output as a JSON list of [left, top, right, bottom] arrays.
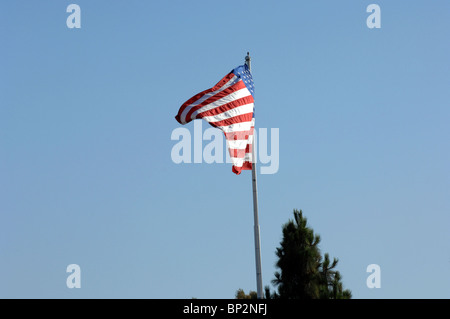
[[175, 64, 255, 175]]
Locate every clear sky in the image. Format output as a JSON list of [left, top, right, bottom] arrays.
[[1, 1, 449, 299]]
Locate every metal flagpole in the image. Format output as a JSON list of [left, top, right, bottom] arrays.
[[245, 52, 263, 299]]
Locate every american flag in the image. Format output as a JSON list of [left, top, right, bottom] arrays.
[[175, 64, 255, 175]]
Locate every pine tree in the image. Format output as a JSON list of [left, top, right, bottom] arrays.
[[235, 288, 258, 299], [270, 209, 351, 299]]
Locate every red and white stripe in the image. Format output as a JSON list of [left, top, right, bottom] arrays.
[[175, 72, 254, 175]]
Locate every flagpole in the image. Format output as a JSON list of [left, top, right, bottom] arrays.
[[245, 52, 263, 299]]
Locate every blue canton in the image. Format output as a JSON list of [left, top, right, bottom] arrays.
[[233, 64, 255, 97]]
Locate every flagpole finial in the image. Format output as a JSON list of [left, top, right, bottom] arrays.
[[245, 52, 251, 71]]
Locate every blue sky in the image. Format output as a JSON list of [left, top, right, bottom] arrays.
[[1, 1, 449, 298]]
